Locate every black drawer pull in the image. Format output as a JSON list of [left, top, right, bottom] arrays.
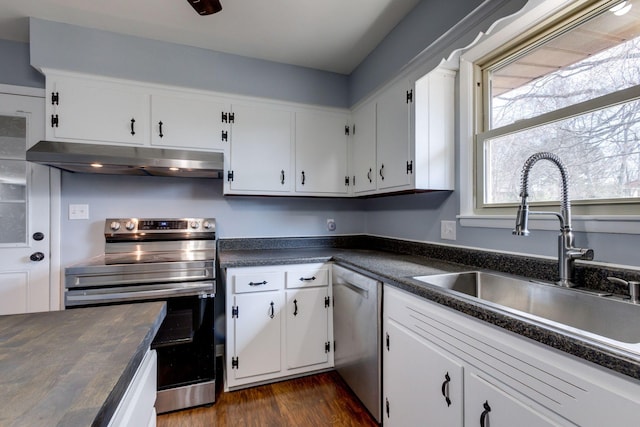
[[441, 372, 451, 407], [299, 276, 316, 282], [249, 281, 268, 286], [480, 401, 491, 427], [269, 301, 275, 319]]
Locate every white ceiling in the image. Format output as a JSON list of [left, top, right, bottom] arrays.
[[0, 0, 422, 74]]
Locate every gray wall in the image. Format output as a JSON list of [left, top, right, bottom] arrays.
[[0, 39, 44, 88], [60, 173, 365, 267], [29, 18, 349, 108]]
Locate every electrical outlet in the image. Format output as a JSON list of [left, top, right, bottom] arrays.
[[441, 220, 456, 240], [326, 218, 336, 232], [69, 204, 89, 220]]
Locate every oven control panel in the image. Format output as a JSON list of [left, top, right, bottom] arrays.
[[105, 218, 216, 236]]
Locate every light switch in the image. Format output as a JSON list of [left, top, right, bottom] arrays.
[[69, 204, 89, 220]]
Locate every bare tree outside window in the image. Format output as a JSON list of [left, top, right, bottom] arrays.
[[481, 2, 640, 206]]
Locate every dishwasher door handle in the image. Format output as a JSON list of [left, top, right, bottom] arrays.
[[338, 279, 370, 298]]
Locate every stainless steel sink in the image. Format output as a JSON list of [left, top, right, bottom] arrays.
[[412, 271, 640, 344]]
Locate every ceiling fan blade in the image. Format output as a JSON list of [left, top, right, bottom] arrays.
[[187, 0, 222, 15]]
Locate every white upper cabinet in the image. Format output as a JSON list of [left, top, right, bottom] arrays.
[[376, 78, 413, 192], [48, 74, 149, 146], [150, 93, 229, 151], [413, 68, 455, 191], [224, 103, 293, 194], [350, 101, 377, 195], [295, 109, 350, 196]]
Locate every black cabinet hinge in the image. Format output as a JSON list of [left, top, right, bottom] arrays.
[[221, 112, 235, 123], [227, 170, 234, 182], [345, 125, 350, 136], [325, 341, 331, 353], [352, 124, 356, 135], [345, 176, 350, 186], [406, 89, 413, 103], [407, 160, 413, 174], [222, 130, 228, 141], [231, 305, 238, 318], [50, 114, 59, 128], [51, 92, 59, 105], [231, 357, 239, 369], [324, 296, 330, 307], [386, 398, 390, 418]]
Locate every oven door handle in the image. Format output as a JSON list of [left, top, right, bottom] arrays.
[[66, 282, 215, 306]]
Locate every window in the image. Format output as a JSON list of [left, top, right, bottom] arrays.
[[475, 0, 640, 215]]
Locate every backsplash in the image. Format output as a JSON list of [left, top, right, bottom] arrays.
[[219, 234, 640, 297]]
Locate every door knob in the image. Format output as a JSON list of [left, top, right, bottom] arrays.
[[30, 252, 45, 262]]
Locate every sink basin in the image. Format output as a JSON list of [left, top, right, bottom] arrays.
[[412, 271, 640, 344]]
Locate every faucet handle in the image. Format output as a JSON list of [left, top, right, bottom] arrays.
[[607, 277, 640, 304], [582, 248, 594, 261]]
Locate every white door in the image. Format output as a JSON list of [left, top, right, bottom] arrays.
[[0, 92, 51, 315], [295, 110, 349, 195], [285, 287, 329, 369], [50, 76, 149, 145], [377, 79, 412, 191], [383, 320, 464, 427], [150, 93, 228, 151], [465, 370, 562, 427], [232, 291, 283, 380], [351, 101, 377, 194], [227, 103, 292, 193]]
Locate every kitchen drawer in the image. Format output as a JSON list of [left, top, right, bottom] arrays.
[[285, 264, 329, 288], [233, 270, 284, 293]]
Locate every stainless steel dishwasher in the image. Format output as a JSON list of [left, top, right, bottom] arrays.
[[332, 264, 382, 423]]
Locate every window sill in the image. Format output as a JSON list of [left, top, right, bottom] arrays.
[[458, 215, 640, 235]]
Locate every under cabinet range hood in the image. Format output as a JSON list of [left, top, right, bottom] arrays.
[[26, 141, 224, 178]]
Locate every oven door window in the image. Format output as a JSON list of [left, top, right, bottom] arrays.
[[153, 295, 215, 389]]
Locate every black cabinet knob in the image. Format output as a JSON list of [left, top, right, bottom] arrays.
[[32, 232, 45, 241], [30, 252, 45, 262]]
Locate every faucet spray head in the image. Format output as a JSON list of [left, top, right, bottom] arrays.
[[513, 204, 530, 236]]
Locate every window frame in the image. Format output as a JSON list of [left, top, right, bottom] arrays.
[[458, 0, 640, 234]]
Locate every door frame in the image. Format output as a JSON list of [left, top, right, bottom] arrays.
[[0, 83, 62, 310]]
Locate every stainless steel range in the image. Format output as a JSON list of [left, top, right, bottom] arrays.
[[65, 218, 217, 414]]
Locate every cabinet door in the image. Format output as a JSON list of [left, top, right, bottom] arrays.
[[232, 291, 283, 380], [295, 110, 349, 195], [151, 94, 228, 151], [350, 101, 377, 195], [50, 77, 149, 145], [285, 287, 329, 369], [383, 320, 463, 427], [376, 79, 412, 191], [465, 371, 562, 427], [227, 104, 293, 193]]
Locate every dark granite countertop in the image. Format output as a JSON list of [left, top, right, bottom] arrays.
[[0, 302, 166, 427], [219, 246, 640, 381]]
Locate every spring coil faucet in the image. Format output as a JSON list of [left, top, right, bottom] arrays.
[[513, 152, 594, 287]]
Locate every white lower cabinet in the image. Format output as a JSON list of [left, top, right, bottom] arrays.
[[232, 291, 283, 380], [109, 348, 157, 427], [383, 320, 463, 427], [384, 285, 640, 427], [225, 263, 333, 390], [464, 370, 559, 427], [286, 286, 330, 369]]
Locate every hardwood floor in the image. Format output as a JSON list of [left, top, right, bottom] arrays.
[[156, 371, 379, 426]]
